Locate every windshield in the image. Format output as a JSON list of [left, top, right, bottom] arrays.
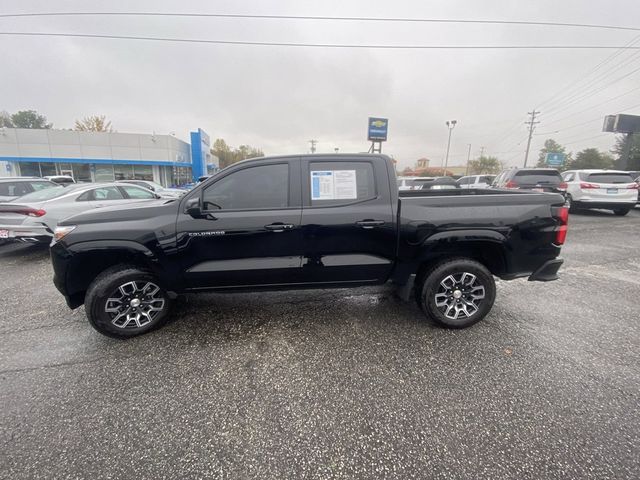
[[13, 185, 68, 202]]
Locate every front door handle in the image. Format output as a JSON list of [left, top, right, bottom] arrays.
[[265, 223, 295, 232], [356, 220, 385, 229]]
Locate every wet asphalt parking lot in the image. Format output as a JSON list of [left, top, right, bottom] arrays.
[[1, 208, 639, 479]]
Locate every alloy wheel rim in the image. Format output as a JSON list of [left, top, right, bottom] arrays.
[[104, 281, 166, 329], [434, 272, 486, 320]]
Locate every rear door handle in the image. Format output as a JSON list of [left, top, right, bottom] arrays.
[[265, 223, 295, 232], [356, 220, 385, 229]]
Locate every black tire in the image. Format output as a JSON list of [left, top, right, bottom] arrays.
[[418, 258, 496, 329], [613, 208, 630, 216], [566, 194, 577, 213], [85, 265, 172, 338]]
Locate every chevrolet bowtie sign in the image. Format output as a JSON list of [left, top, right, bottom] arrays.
[[368, 117, 388, 142]]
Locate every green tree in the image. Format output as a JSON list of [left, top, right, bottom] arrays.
[[536, 139, 571, 168], [566, 148, 615, 170], [468, 156, 503, 174], [74, 115, 113, 132], [212, 138, 264, 168], [10, 110, 52, 129], [612, 133, 640, 170]]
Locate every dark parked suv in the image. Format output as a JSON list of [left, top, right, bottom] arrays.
[[492, 168, 567, 195]]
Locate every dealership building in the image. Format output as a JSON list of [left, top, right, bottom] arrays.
[[0, 127, 217, 186]]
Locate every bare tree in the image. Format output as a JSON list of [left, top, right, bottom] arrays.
[[74, 115, 113, 132]]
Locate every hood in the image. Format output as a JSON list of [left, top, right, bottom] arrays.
[[59, 198, 178, 226]]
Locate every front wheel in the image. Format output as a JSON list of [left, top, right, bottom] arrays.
[[85, 265, 172, 338], [418, 258, 496, 328], [613, 208, 630, 216]]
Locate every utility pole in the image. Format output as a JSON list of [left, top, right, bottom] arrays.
[[523, 110, 540, 167], [443, 120, 457, 175], [465, 143, 472, 176], [479, 146, 485, 158], [309, 139, 317, 154]]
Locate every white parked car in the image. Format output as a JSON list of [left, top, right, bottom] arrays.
[[396, 176, 435, 191], [0, 182, 161, 243], [561, 169, 638, 216], [456, 175, 496, 189]]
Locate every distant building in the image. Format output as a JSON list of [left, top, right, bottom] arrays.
[[0, 127, 218, 186], [415, 157, 430, 170]]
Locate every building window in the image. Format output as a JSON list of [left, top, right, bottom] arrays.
[[19, 162, 41, 177], [95, 164, 115, 182], [72, 163, 92, 183], [133, 165, 153, 181], [40, 163, 57, 177], [114, 164, 134, 180]]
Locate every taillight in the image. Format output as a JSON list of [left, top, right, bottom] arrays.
[[627, 183, 639, 189], [505, 180, 519, 188], [558, 182, 568, 190], [580, 182, 599, 189], [553, 205, 569, 245], [3, 207, 46, 217]]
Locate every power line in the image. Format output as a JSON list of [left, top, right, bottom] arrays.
[[536, 34, 640, 110], [1, 11, 640, 33], [543, 56, 640, 116], [2, 31, 640, 49], [544, 86, 640, 126]]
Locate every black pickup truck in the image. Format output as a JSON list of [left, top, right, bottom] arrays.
[[51, 154, 568, 338]]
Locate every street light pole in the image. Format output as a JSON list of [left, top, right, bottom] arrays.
[[465, 143, 472, 176], [443, 120, 457, 175]]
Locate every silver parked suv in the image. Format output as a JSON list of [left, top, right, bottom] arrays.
[[561, 169, 638, 216]]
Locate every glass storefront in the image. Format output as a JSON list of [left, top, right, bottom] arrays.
[[14, 161, 189, 186], [133, 165, 153, 181], [95, 164, 115, 182], [114, 164, 134, 181]]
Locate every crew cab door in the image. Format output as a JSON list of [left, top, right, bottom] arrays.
[[299, 156, 396, 284], [176, 158, 304, 289]]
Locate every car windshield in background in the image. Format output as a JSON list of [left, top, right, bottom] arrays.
[[584, 173, 634, 184], [514, 171, 562, 184], [13, 186, 68, 202]]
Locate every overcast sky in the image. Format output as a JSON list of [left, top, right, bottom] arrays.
[[1, 0, 639, 169]]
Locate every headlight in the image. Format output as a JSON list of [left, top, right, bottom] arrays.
[[53, 225, 77, 242]]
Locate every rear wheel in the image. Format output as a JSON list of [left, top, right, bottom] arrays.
[[418, 258, 496, 329], [613, 208, 630, 216], [566, 194, 577, 213], [85, 265, 172, 338]]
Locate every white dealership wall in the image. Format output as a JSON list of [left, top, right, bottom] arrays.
[[0, 127, 193, 185]]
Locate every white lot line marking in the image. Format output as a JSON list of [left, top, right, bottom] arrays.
[[561, 264, 640, 286]]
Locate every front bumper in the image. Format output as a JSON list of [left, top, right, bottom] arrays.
[[0, 224, 52, 243], [528, 258, 563, 282]]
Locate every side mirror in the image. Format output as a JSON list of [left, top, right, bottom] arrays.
[[184, 196, 203, 218]]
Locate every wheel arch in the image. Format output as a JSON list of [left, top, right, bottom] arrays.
[[64, 241, 172, 307]]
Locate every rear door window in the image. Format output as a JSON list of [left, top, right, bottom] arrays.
[[91, 186, 126, 201], [583, 173, 634, 184], [0, 182, 31, 197], [514, 170, 562, 184], [308, 161, 376, 206], [120, 185, 156, 199]]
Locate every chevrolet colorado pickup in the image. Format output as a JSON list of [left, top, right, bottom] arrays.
[[51, 154, 568, 338]]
